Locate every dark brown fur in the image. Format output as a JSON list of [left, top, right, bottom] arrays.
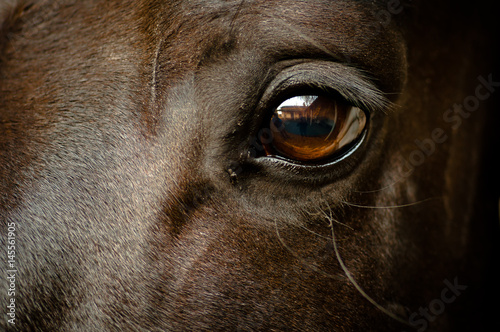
[[1, 1, 499, 331]]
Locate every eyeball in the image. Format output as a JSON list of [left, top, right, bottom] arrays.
[[261, 95, 367, 163]]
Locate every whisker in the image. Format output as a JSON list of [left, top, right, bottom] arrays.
[[325, 205, 412, 327], [318, 203, 354, 230], [304, 204, 352, 229], [351, 177, 405, 194], [274, 219, 344, 281], [352, 167, 415, 194], [303, 210, 323, 217], [340, 197, 440, 209], [296, 223, 332, 240]]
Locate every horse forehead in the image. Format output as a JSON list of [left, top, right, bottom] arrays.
[[154, 0, 403, 52], [146, 0, 407, 94]]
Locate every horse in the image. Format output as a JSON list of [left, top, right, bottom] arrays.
[[1, 0, 499, 330]]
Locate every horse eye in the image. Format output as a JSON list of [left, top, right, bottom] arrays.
[[261, 95, 367, 163]]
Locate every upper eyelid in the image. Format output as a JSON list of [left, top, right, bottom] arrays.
[[261, 61, 392, 114]]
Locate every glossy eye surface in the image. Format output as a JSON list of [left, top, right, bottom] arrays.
[[262, 95, 367, 163]]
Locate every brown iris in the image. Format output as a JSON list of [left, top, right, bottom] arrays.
[[263, 95, 367, 162]]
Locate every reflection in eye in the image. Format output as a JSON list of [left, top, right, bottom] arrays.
[[262, 95, 367, 163]]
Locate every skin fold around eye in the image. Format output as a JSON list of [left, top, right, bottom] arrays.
[[262, 95, 367, 163]]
